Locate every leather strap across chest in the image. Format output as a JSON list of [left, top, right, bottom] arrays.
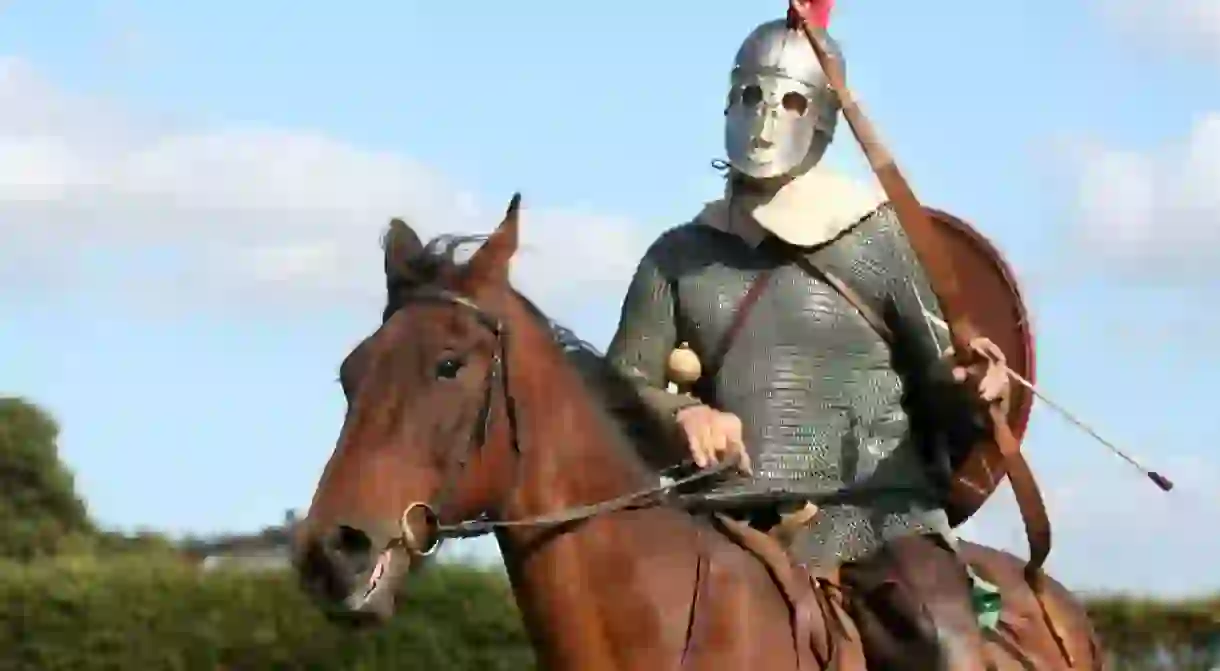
[[786, 251, 893, 345], [702, 237, 893, 384]]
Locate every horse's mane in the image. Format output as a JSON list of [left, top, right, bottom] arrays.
[[381, 230, 676, 470]]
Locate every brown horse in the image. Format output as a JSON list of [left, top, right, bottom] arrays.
[[293, 194, 1105, 670]]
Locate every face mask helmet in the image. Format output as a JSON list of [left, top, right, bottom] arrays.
[[723, 15, 843, 181]]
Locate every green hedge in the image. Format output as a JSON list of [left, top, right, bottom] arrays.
[[2, 554, 1218, 670], [0, 555, 535, 671], [1085, 594, 1220, 669]]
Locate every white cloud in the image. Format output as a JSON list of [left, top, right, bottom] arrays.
[[1062, 112, 1220, 276], [1093, 0, 1220, 64], [0, 57, 652, 315]]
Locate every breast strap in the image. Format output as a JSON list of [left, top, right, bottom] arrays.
[[703, 240, 895, 386]]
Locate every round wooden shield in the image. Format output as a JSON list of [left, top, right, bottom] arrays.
[[921, 207, 1037, 528]]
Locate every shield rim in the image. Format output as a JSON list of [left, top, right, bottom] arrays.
[[923, 207, 1037, 527]]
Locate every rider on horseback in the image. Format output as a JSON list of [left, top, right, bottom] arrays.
[[606, 14, 1010, 670]]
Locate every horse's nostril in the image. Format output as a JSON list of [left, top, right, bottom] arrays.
[[337, 525, 372, 554], [327, 525, 374, 571]]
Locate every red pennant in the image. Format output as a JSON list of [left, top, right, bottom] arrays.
[[787, 0, 833, 30]]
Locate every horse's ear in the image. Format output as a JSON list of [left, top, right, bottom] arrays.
[[383, 218, 423, 280], [464, 192, 521, 289]]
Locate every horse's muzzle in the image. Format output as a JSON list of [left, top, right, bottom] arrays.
[[293, 522, 406, 625]]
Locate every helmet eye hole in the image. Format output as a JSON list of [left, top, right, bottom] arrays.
[[741, 85, 763, 106], [782, 92, 808, 115]]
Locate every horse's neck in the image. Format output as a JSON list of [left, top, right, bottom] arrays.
[[499, 301, 661, 516], [492, 311, 702, 667]]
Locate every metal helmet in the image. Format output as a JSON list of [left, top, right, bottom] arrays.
[[724, 18, 843, 181]]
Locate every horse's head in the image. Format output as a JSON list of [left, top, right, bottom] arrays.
[[293, 195, 527, 624]]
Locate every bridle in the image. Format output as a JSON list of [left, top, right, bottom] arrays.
[[389, 288, 731, 557]]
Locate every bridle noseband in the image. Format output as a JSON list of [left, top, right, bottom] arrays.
[[390, 288, 732, 557]]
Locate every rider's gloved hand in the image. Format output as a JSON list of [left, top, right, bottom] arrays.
[[674, 405, 752, 475]]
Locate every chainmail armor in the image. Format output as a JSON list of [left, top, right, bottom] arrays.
[[606, 204, 979, 569]]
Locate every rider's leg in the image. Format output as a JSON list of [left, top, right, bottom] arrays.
[[839, 533, 990, 671]]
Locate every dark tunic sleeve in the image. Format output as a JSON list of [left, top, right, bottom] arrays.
[[869, 206, 987, 463], [605, 235, 703, 428]]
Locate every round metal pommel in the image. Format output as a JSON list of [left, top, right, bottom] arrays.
[[666, 342, 702, 386]]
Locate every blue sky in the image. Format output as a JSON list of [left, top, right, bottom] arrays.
[[2, 0, 1218, 595]]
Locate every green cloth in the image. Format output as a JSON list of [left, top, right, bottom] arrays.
[[967, 565, 1002, 631]]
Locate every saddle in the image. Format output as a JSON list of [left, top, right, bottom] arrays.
[[710, 512, 1069, 671], [710, 510, 865, 670]]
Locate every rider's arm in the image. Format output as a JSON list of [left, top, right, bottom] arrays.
[[873, 207, 987, 443], [605, 241, 702, 427]]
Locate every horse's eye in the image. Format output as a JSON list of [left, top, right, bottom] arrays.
[[435, 357, 464, 380]]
